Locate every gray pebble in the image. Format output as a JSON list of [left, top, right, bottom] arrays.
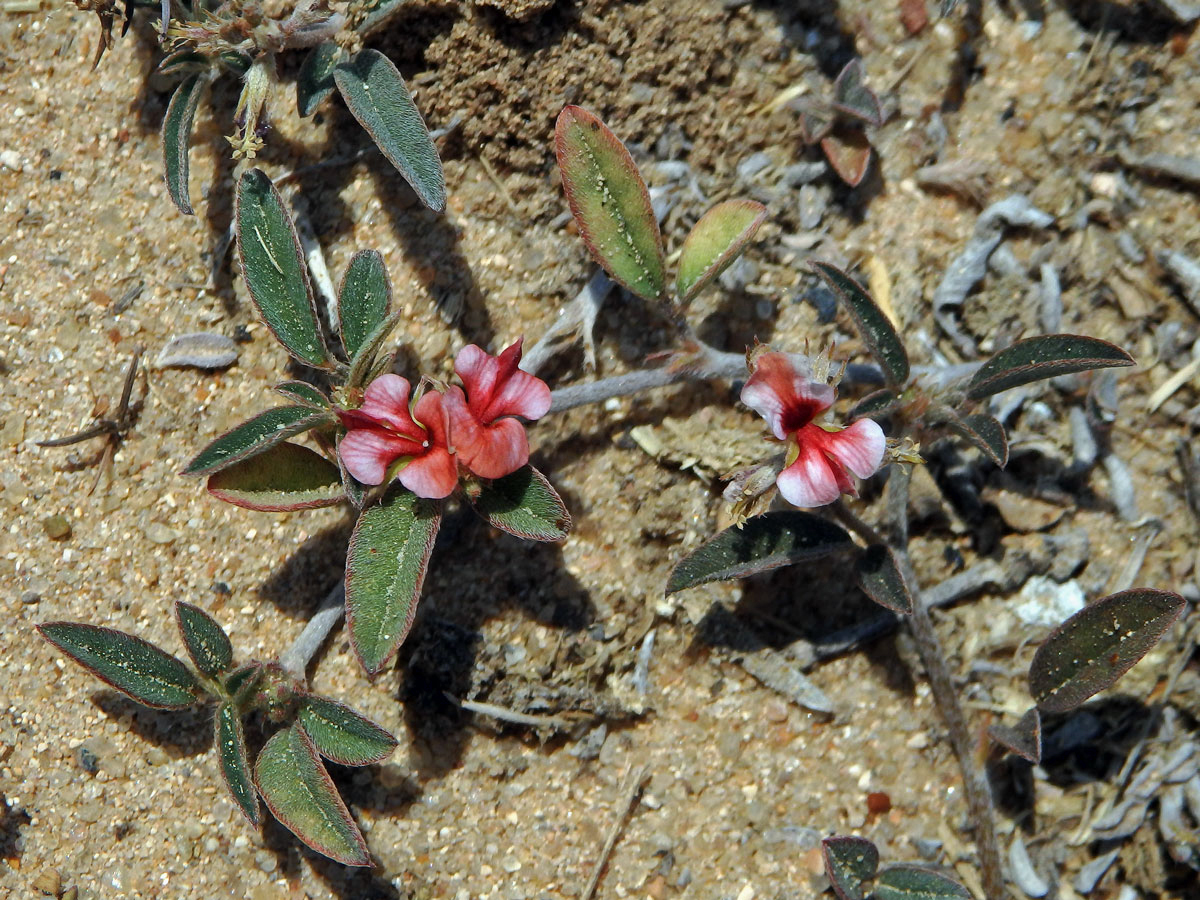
[[155, 333, 239, 370]]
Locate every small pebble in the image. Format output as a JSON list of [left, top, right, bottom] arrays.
[[33, 868, 61, 896], [254, 850, 277, 873], [20, 590, 40, 604], [144, 523, 179, 545], [0, 150, 22, 172], [42, 514, 71, 540]]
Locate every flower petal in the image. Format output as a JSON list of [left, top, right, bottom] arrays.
[[467, 419, 530, 479], [412, 389, 449, 448], [455, 339, 550, 423], [339, 427, 421, 486], [776, 439, 843, 508], [398, 447, 458, 499], [359, 375, 420, 437], [454, 344, 500, 419], [740, 352, 832, 439], [824, 418, 886, 479]]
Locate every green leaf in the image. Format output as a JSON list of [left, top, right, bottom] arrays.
[[345, 310, 403, 391], [37, 622, 200, 709], [162, 73, 207, 216], [812, 261, 909, 385], [848, 388, 900, 422], [338, 249, 392, 360], [1029, 589, 1185, 714], [298, 696, 398, 766], [334, 49, 446, 212], [675, 200, 767, 303], [215, 702, 259, 825], [336, 434, 368, 509], [932, 408, 1008, 467], [206, 441, 345, 512], [464, 465, 571, 542], [832, 59, 883, 128], [666, 511, 852, 594], [224, 663, 264, 705], [254, 722, 370, 866], [175, 601, 233, 677], [822, 836, 879, 900], [854, 545, 913, 615], [236, 168, 330, 368], [182, 406, 331, 476], [988, 707, 1041, 764], [356, 0, 410, 36], [274, 381, 332, 409], [555, 105, 666, 302], [874, 866, 972, 900], [297, 41, 341, 117], [967, 334, 1135, 400], [798, 100, 834, 144], [345, 485, 443, 674]]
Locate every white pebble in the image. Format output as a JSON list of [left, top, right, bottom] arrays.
[[0, 150, 21, 172]]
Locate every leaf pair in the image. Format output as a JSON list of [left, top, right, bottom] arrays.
[[797, 61, 883, 187], [555, 106, 766, 307], [822, 835, 969, 900]]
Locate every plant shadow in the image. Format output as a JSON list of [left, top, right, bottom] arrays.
[[91, 692, 214, 758]]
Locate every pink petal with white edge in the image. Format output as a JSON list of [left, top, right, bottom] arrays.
[[358, 374, 419, 435], [824, 418, 886, 479], [398, 447, 458, 499], [339, 428, 420, 486], [740, 352, 833, 439], [776, 440, 843, 508]]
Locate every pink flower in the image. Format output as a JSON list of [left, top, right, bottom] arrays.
[[338, 375, 458, 499], [444, 338, 552, 480], [740, 351, 885, 508]]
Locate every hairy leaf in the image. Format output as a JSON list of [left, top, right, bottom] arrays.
[[37, 623, 199, 709], [848, 388, 900, 421], [345, 485, 443, 674], [334, 49, 446, 212], [274, 381, 332, 409], [236, 169, 330, 368], [812, 261, 909, 385], [175, 601, 233, 677], [254, 722, 370, 866], [225, 663, 264, 706], [163, 73, 207, 216], [1030, 589, 1185, 713], [989, 708, 1041, 764], [216, 702, 259, 824], [822, 836, 879, 900], [967, 335, 1135, 400], [207, 441, 345, 512], [464, 466, 571, 541], [182, 406, 331, 476], [947, 410, 1008, 467], [832, 59, 883, 128], [555, 106, 666, 302], [676, 199, 767, 303], [338, 249, 392, 360], [798, 100, 834, 144], [667, 512, 852, 594], [345, 310, 403, 391], [821, 130, 873, 187], [298, 696, 398, 766], [854, 545, 913, 615], [297, 41, 340, 117], [874, 866, 971, 900]]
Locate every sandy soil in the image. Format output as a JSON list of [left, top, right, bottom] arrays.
[[2, 1, 1199, 898]]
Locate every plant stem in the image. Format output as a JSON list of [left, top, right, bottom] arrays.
[[279, 581, 345, 679]]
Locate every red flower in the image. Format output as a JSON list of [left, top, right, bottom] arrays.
[[444, 338, 552, 480], [740, 351, 885, 508], [338, 375, 457, 499]]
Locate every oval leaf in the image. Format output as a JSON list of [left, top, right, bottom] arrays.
[[216, 702, 259, 825], [875, 865, 971, 900], [854, 544, 914, 615], [236, 169, 330, 368], [822, 836, 879, 900], [163, 73, 207, 216], [345, 485, 443, 674], [334, 49, 446, 212], [555, 106, 666, 302], [175, 601, 233, 677], [832, 59, 883, 128], [37, 622, 199, 709], [274, 380, 332, 409], [464, 465, 571, 542], [967, 334, 1135, 400], [207, 441, 345, 512], [298, 696, 398, 766], [666, 511, 852, 594], [941, 410, 1008, 467], [1030, 589, 1185, 714], [676, 199, 767, 303], [812, 261, 909, 386], [848, 388, 900, 421], [821, 130, 873, 187], [988, 707, 1041, 764], [182, 406, 332, 476], [338, 249, 392, 360], [254, 722, 370, 866], [297, 41, 340, 117]]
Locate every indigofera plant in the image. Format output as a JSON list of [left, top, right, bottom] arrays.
[[37, 602, 395, 865], [793, 59, 884, 187]]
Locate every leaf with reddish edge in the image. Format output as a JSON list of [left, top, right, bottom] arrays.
[[1029, 589, 1185, 714], [275, 381, 332, 410], [812, 261, 909, 386], [182, 406, 334, 477], [854, 545, 913, 615], [298, 696, 398, 766], [822, 836, 879, 900], [162, 73, 207, 215], [463, 465, 571, 542], [967, 334, 1135, 400], [345, 310, 403, 392], [37, 623, 200, 709], [874, 865, 971, 900], [848, 388, 900, 422], [797, 100, 834, 144], [345, 485, 443, 675], [831, 59, 883, 128], [555, 106, 666, 302], [675, 200, 767, 303], [216, 702, 259, 825], [236, 168, 331, 369], [935, 408, 1008, 467], [297, 41, 340, 117], [666, 511, 852, 594], [175, 601, 233, 677], [254, 722, 370, 866], [207, 442, 345, 512], [821, 130, 873, 187], [989, 707, 1041, 763], [337, 249, 392, 360]]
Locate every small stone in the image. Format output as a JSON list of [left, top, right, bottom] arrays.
[[42, 514, 71, 540], [144, 523, 179, 545], [33, 868, 61, 896], [254, 850, 277, 873], [20, 591, 40, 604], [501, 855, 521, 873], [0, 150, 22, 172]]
